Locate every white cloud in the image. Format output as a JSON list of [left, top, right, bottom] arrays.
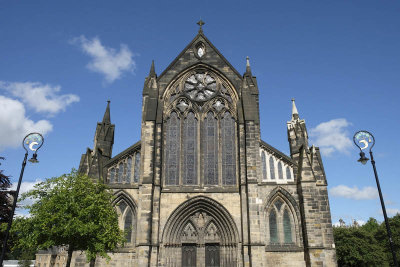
[[12, 180, 42, 217], [0, 81, 79, 115], [330, 185, 378, 200], [72, 35, 135, 83], [387, 208, 400, 216], [310, 118, 353, 156], [333, 219, 366, 227], [0, 95, 53, 151]]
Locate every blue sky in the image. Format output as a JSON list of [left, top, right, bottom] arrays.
[[0, 1, 399, 224]]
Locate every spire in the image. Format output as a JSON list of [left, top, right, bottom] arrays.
[[102, 100, 111, 124], [291, 98, 299, 120], [246, 56, 252, 74], [149, 60, 156, 77]]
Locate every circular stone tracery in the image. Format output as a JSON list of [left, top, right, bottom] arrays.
[[184, 73, 217, 102]]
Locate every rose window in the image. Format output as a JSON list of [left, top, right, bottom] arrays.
[[184, 73, 217, 102]]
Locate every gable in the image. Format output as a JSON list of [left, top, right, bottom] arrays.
[[157, 32, 243, 99]]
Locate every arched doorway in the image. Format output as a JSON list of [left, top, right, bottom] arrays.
[[161, 196, 239, 267]]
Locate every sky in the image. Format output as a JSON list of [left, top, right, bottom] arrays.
[[0, 0, 399, 225]]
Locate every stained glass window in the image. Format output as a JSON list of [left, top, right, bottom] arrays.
[[278, 162, 283, 180], [221, 112, 236, 185], [283, 209, 292, 243], [183, 112, 197, 185], [286, 167, 292, 180], [119, 200, 127, 214], [118, 162, 124, 183], [269, 210, 278, 243], [204, 112, 218, 185], [109, 168, 115, 183], [126, 157, 132, 183], [165, 112, 180, 185], [262, 151, 267, 181], [134, 152, 140, 183], [124, 208, 133, 243], [269, 157, 275, 180]]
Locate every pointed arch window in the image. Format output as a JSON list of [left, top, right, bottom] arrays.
[[278, 162, 283, 180], [286, 167, 292, 180], [221, 112, 236, 185], [134, 152, 140, 183], [267, 197, 296, 246], [116, 199, 135, 245], [269, 210, 278, 243], [183, 112, 198, 185], [126, 157, 132, 183], [118, 162, 124, 183], [204, 112, 218, 185], [165, 112, 180, 185], [109, 168, 115, 183], [261, 151, 267, 181], [269, 157, 275, 180], [283, 209, 293, 243]]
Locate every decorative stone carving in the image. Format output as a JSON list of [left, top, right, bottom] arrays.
[[213, 100, 224, 112]]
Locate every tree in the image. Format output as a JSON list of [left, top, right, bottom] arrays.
[[375, 214, 400, 267], [0, 157, 12, 255], [13, 170, 125, 267], [333, 219, 389, 267]]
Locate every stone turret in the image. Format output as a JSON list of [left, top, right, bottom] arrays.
[[78, 101, 115, 181], [287, 100, 336, 266]]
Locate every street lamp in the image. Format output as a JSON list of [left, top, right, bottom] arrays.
[[353, 130, 398, 267], [0, 133, 44, 265]]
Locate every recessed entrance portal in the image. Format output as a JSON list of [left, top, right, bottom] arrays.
[[161, 196, 239, 266]]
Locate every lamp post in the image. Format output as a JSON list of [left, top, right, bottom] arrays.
[[353, 130, 398, 267], [0, 133, 44, 265]]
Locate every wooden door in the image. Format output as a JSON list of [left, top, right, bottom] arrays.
[[182, 244, 197, 267], [205, 244, 220, 267]]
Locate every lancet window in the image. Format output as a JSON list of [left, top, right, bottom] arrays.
[[269, 157, 275, 180], [261, 152, 267, 181], [163, 68, 238, 187], [203, 112, 218, 185], [278, 162, 283, 180]]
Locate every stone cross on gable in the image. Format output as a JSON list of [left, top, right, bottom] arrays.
[[197, 19, 205, 32]]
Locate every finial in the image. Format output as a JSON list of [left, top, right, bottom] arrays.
[[103, 100, 111, 124], [246, 56, 252, 74], [291, 98, 299, 120], [149, 60, 155, 76], [197, 19, 205, 32]]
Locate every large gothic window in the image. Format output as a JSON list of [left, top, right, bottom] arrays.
[[163, 69, 238, 187], [203, 112, 218, 185], [221, 112, 236, 185], [165, 112, 180, 185]]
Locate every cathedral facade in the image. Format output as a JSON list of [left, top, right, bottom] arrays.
[[36, 26, 337, 267]]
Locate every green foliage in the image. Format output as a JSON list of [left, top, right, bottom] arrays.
[[375, 214, 400, 267], [334, 216, 400, 267], [11, 170, 125, 264]]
